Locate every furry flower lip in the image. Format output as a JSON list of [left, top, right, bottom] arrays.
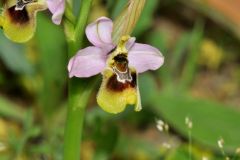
[[0, 0, 65, 42], [68, 17, 164, 114]]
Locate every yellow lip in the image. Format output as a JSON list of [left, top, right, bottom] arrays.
[[1, 0, 47, 43], [97, 67, 141, 114]]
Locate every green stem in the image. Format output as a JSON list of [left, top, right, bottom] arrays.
[[188, 129, 192, 160], [74, 0, 93, 53], [64, 78, 97, 160], [63, 0, 93, 160]]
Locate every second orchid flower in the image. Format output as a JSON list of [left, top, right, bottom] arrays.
[[0, 0, 65, 43]]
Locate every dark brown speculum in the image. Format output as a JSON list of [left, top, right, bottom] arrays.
[[107, 72, 136, 92], [8, 6, 29, 24]]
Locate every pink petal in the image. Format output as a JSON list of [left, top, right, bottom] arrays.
[[128, 43, 164, 73], [86, 17, 114, 52], [47, 0, 65, 25], [68, 47, 107, 78]]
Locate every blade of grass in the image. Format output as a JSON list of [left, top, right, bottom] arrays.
[[170, 33, 191, 74], [180, 20, 204, 90]]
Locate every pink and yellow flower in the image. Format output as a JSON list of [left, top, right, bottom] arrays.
[[68, 17, 164, 114]]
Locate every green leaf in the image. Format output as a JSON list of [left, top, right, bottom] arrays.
[[114, 134, 160, 159], [180, 21, 204, 90], [170, 33, 191, 74], [35, 13, 67, 115], [165, 147, 189, 160], [152, 92, 240, 153], [165, 145, 216, 160]]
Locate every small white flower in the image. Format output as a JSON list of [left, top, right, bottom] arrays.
[[164, 124, 169, 131], [236, 147, 240, 154], [162, 142, 171, 149], [185, 117, 193, 129], [156, 123, 164, 131], [225, 157, 230, 160], [156, 119, 164, 126], [218, 138, 224, 149], [0, 142, 7, 152], [202, 156, 208, 160], [156, 119, 169, 132]]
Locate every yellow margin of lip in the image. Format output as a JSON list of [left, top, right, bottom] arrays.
[[0, 15, 3, 27]]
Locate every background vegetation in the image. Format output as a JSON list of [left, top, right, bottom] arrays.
[[0, 0, 240, 159]]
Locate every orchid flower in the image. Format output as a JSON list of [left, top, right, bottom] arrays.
[[68, 17, 164, 114], [0, 0, 65, 43]]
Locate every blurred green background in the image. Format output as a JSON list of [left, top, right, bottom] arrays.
[[1, 0, 240, 159]]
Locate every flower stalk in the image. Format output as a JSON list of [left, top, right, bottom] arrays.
[[63, 0, 94, 160], [74, 0, 93, 51]]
